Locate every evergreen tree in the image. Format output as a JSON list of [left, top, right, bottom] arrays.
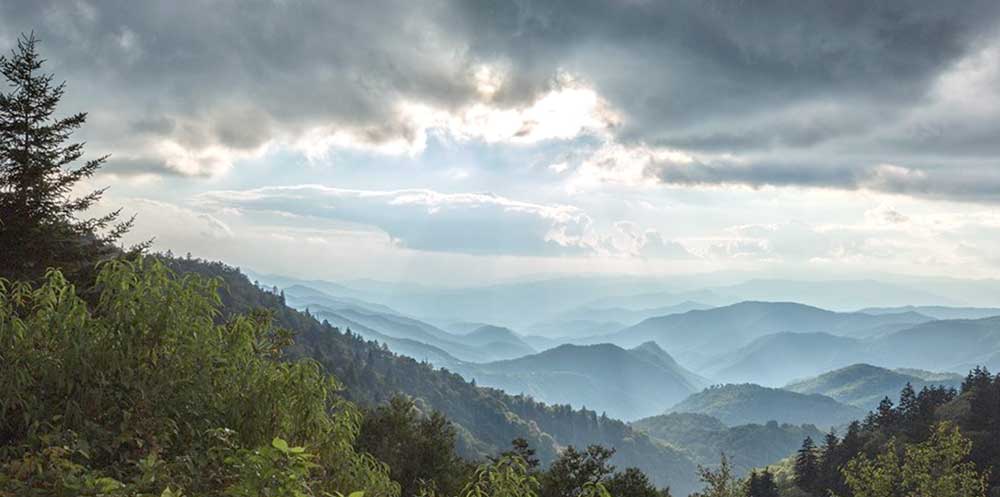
[[871, 397, 898, 430], [898, 382, 918, 425], [0, 33, 136, 282], [794, 437, 819, 496], [746, 469, 778, 497], [500, 438, 541, 471], [745, 471, 760, 497], [357, 396, 470, 497]]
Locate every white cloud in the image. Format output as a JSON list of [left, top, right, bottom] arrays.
[[196, 185, 599, 256]]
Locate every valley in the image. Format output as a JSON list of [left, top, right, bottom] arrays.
[[246, 271, 996, 494]]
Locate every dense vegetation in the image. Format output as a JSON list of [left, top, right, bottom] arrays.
[[631, 413, 823, 476], [0, 259, 399, 496], [785, 376, 1000, 496]]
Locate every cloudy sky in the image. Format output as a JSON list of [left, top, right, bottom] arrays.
[[4, 0, 1000, 284]]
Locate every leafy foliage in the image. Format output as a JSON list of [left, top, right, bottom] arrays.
[[841, 423, 988, 497], [0, 258, 397, 496], [461, 456, 539, 497], [690, 454, 741, 497]]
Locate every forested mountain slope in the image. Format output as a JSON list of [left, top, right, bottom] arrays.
[[632, 413, 823, 477], [164, 256, 701, 494], [667, 383, 865, 428], [784, 363, 963, 410]]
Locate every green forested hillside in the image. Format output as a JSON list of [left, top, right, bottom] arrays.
[[632, 413, 823, 477], [784, 363, 963, 410]]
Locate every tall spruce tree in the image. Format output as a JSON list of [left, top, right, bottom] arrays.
[[794, 436, 819, 496], [0, 33, 135, 282]]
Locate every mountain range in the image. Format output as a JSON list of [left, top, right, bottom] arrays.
[[454, 342, 707, 420], [176, 258, 706, 494], [590, 301, 932, 359], [186, 263, 1000, 496]]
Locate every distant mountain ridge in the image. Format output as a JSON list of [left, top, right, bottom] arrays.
[[784, 363, 963, 410], [284, 285, 535, 363], [596, 301, 932, 357], [860, 305, 1000, 321], [454, 342, 705, 420], [528, 301, 713, 338], [874, 316, 1000, 372], [705, 332, 867, 386], [667, 383, 865, 428]]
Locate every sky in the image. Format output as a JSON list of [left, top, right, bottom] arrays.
[[4, 0, 1000, 285]]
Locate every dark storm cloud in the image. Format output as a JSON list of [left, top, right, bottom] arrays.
[[0, 0, 483, 175], [454, 1, 999, 119], [2, 0, 999, 199]]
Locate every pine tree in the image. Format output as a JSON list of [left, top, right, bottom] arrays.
[[872, 396, 898, 430], [0, 33, 136, 282], [818, 429, 843, 496], [747, 469, 778, 497], [500, 438, 540, 471], [794, 437, 819, 496], [899, 382, 918, 424], [745, 470, 760, 497]]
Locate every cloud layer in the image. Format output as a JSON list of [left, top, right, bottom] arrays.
[[3, 0, 1000, 200], [197, 185, 608, 256]]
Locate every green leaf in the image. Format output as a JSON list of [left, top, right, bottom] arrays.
[[348, 491, 365, 497], [95, 477, 124, 492], [272, 437, 290, 452]]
